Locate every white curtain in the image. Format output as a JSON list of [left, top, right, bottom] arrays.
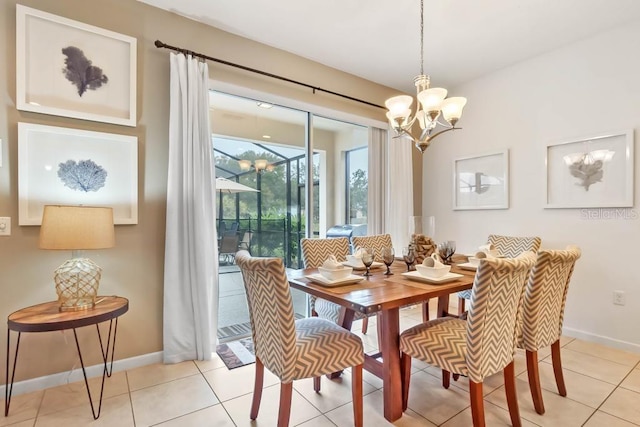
[[163, 53, 218, 363], [385, 134, 414, 251], [368, 127, 387, 234]]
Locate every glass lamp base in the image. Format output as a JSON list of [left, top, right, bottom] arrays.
[[54, 258, 102, 312]]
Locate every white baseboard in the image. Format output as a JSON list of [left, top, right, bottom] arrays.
[[0, 351, 163, 397], [563, 326, 640, 354]]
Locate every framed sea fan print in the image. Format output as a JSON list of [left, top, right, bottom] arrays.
[[16, 5, 137, 126], [545, 130, 634, 208], [18, 123, 138, 225]]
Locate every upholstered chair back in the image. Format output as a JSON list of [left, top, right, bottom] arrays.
[[351, 234, 393, 262], [300, 237, 350, 268], [487, 234, 541, 258], [236, 250, 297, 382], [465, 252, 536, 383], [519, 246, 581, 351]]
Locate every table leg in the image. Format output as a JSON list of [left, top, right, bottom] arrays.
[[380, 308, 403, 422], [437, 295, 451, 318], [72, 319, 119, 420], [4, 330, 21, 417]]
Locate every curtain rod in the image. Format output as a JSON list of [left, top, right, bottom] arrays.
[[154, 40, 385, 110]]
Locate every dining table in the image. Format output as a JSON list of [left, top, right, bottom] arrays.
[[287, 260, 476, 422]]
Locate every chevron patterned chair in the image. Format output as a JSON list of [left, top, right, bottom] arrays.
[[400, 253, 536, 427], [236, 250, 364, 427], [457, 234, 542, 315], [351, 233, 393, 262], [300, 237, 373, 334], [517, 246, 581, 415]]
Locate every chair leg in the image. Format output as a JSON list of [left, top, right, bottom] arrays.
[[469, 381, 486, 427], [277, 382, 293, 427], [361, 316, 369, 334], [457, 297, 466, 316], [400, 352, 412, 411], [504, 361, 522, 427], [551, 339, 567, 397], [526, 350, 545, 414], [453, 373, 460, 381], [351, 364, 363, 427], [313, 376, 321, 392], [422, 300, 430, 322], [442, 369, 450, 389], [250, 357, 265, 419]]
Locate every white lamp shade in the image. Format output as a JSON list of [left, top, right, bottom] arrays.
[[238, 159, 251, 170], [441, 97, 467, 123], [386, 109, 411, 121], [415, 110, 428, 129], [417, 88, 447, 112], [385, 95, 413, 113], [254, 159, 268, 170]]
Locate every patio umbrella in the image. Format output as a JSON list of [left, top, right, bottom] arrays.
[[215, 177, 259, 236], [215, 177, 259, 194]]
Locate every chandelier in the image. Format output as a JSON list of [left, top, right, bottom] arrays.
[[238, 159, 273, 173], [385, 0, 467, 153]]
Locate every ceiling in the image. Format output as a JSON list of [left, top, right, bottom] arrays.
[[139, 0, 640, 94]]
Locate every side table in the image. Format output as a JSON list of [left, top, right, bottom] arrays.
[[4, 296, 128, 420]]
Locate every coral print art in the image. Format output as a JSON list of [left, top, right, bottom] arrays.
[[62, 46, 108, 96], [57, 159, 107, 192]]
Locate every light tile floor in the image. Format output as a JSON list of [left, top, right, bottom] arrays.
[[3, 302, 640, 426]]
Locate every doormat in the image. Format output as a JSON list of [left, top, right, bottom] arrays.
[[216, 337, 255, 370]]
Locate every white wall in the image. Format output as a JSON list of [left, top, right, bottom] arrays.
[[422, 21, 640, 352]]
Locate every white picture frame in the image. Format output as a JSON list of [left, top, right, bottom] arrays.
[[453, 149, 509, 210], [16, 5, 137, 126], [18, 122, 138, 225], [545, 130, 634, 208]]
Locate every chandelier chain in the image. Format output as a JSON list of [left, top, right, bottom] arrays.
[[420, 0, 424, 76]]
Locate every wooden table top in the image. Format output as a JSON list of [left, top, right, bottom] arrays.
[[7, 296, 129, 333], [288, 262, 475, 315]]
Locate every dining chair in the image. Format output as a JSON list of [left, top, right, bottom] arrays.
[[351, 233, 393, 262], [400, 253, 536, 427], [517, 245, 581, 415], [236, 250, 364, 427], [457, 234, 541, 315], [300, 237, 372, 334]]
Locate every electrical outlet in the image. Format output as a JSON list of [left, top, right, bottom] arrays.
[[0, 217, 10, 236], [613, 290, 626, 306]]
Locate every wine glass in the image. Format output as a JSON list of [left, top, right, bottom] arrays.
[[402, 247, 415, 271], [382, 247, 395, 275], [437, 240, 456, 265], [361, 248, 375, 277]]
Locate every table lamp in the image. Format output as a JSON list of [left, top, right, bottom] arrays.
[[39, 205, 115, 311]]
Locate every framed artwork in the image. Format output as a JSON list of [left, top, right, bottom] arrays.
[[545, 130, 634, 208], [18, 122, 138, 225], [453, 149, 509, 210], [16, 5, 137, 126]]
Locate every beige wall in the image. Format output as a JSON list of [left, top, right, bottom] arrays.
[[0, 0, 421, 382]]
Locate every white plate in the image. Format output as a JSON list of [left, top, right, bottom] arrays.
[[457, 262, 478, 271], [341, 261, 384, 270], [305, 274, 365, 287], [402, 271, 464, 284]]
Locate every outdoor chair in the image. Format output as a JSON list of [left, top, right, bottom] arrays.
[[517, 246, 581, 414], [236, 251, 364, 427], [218, 234, 240, 264], [400, 253, 536, 427]]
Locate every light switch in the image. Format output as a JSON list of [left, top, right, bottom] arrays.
[[0, 217, 11, 236]]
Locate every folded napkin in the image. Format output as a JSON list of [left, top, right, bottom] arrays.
[[351, 247, 364, 259], [422, 253, 445, 267], [478, 244, 498, 258], [322, 255, 343, 270]]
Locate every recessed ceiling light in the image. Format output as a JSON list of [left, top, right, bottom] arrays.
[[262, 135, 271, 139], [257, 102, 273, 109]]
